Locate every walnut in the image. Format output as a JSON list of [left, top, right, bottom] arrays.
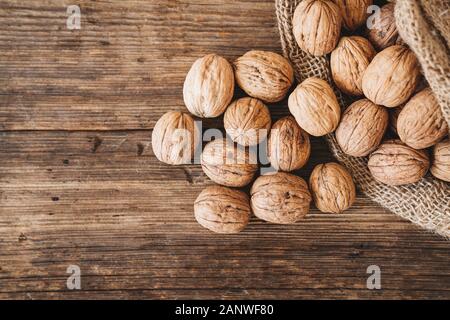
[[250, 172, 311, 224], [336, 99, 388, 157], [309, 162, 356, 213], [268, 116, 311, 172], [431, 139, 450, 182], [288, 77, 341, 136], [368, 139, 430, 186], [194, 186, 251, 234], [397, 88, 448, 149], [183, 54, 234, 118], [224, 97, 272, 147], [331, 0, 373, 31], [367, 3, 402, 51], [331, 36, 376, 96], [388, 104, 404, 135], [362, 45, 420, 108], [233, 50, 294, 103], [201, 138, 258, 187], [152, 111, 197, 165], [292, 0, 342, 56]]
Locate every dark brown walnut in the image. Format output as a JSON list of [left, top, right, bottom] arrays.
[[331, 0, 373, 31], [268, 116, 311, 172], [368, 139, 430, 186], [367, 3, 402, 51], [388, 104, 404, 135], [397, 88, 448, 149], [224, 97, 272, 147], [309, 162, 356, 214], [250, 172, 311, 224], [431, 139, 450, 182], [233, 50, 294, 103], [151, 111, 197, 165], [194, 186, 251, 234], [201, 138, 258, 187], [336, 99, 388, 157], [331, 36, 376, 96], [362, 45, 421, 108], [292, 0, 342, 56]]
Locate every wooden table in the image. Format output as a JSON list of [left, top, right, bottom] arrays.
[[1, 0, 449, 300]]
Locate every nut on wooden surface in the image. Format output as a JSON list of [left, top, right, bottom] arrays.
[[336, 99, 388, 157], [233, 50, 294, 103], [366, 3, 402, 51], [151, 111, 197, 165], [331, 36, 376, 96], [250, 172, 311, 224], [309, 162, 356, 214], [288, 77, 341, 136], [224, 97, 272, 147], [292, 0, 342, 56], [183, 54, 234, 118], [362, 45, 420, 108], [368, 139, 430, 186], [397, 88, 448, 150], [331, 0, 373, 31], [431, 139, 450, 182], [194, 185, 251, 234], [201, 138, 258, 187], [268, 116, 311, 172]]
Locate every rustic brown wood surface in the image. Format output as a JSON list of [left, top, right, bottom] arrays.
[[0, 0, 449, 300]]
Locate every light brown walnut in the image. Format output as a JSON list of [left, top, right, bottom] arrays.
[[368, 139, 430, 186], [331, 0, 373, 31], [367, 3, 402, 51], [431, 139, 450, 182], [224, 97, 272, 147], [183, 54, 234, 118], [194, 186, 251, 234], [288, 77, 341, 137], [268, 116, 311, 172], [397, 88, 448, 149], [201, 138, 258, 187], [233, 50, 294, 103], [309, 162, 356, 214], [250, 172, 311, 224], [336, 99, 388, 157]]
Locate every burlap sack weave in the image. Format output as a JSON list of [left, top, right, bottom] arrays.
[[275, 0, 450, 238]]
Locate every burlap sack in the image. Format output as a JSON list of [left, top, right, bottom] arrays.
[[275, 0, 450, 238]]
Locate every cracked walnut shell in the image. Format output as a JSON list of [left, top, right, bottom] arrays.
[[293, 0, 342, 56], [397, 88, 448, 150], [224, 97, 272, 147], [368, 140, 430, 186], [194, 186, 251, 234], [331, 0, 373, 31], [309, 162, 356, 214], [233, 50, 294, 103], [288, 77, 341, 137], [431, 140, 450, 182], [183, 54, 234, 118], [201, 138, 258, 187], [268, 116, 311, 172], [335, 99, 388, 157], [250, 172, 311, 224]]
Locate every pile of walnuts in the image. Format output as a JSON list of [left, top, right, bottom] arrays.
[[152, 0, 449, 234]]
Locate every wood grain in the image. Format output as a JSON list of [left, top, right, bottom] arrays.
[[0, 0, 449, 299]]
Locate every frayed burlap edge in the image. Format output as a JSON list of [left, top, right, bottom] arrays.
[[275, 0, 450, 238]]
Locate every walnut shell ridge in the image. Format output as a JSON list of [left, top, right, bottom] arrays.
[[233, 50, 294, 103], [367, 3, 402, 51], [268, 116, 311, 172], [431, 139, 450, 182], [331, 0, 373, 31], [309, 162, 356, 214], [224, 97, 272, 147], [368, 140, 430, 186], [151, 111, 197, 165], [397, 88, 448, 150], [194, 186, 251, 234], [335, 99, 388, 157], [201, 138, 258, 187], [250, 172, 311, 224], [331, 36, 376, 96], [288, 77, 341, 137], [362, 45, 420, 108], [292, 0, 342, 56], [183, 54, 234, 118]]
